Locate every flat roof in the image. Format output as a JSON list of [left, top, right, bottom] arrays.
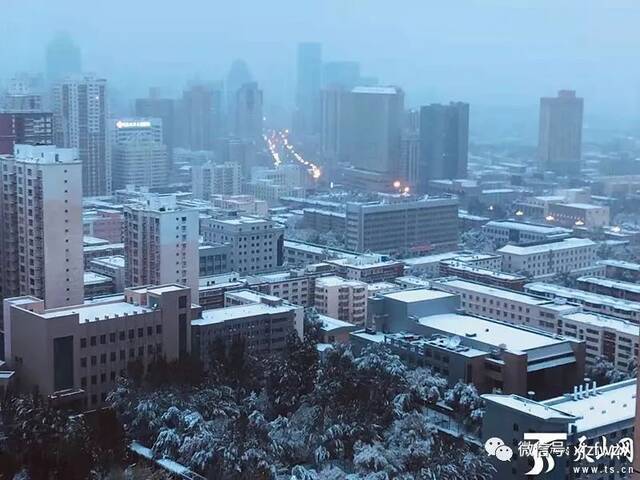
[[435, 278, 549, 306], [544, 380, 636, 432], [351, 86, 399, 95], [83, 242, 124, 253], [598, 259, 640, 271], [315, 275, 366, 288], [418, 313, 566, 352], [562, 311, 639, 336], [318, 314, 358, 331], [525, 282, 640, 313], [384, 288, 455, 303], [578, 276, 640, 295], [497, 237, 595, 255], [91, 255, 125, 268], [485, 220, 571, 235], [557, 202, 607, 210], [193, 303, 293, 325], [41, 301, 153, 323], [84, 272, 112, 285]]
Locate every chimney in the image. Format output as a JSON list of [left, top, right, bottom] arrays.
[[572, 385, 578, 401]]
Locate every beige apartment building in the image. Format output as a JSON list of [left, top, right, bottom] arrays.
[[314, 275, 368, 325], [0, 145, 84, 310]]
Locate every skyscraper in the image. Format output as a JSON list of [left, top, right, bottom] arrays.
[[234, 82, 263, 141], [45, 33, 82, 83], [417, 102, 469, 192], [179, 84, 222, 151], [295, 42, 322, 136], [111, 118, 168, 190], [0, 145, 84, 309], [538, 90, 583, 175], [53, 75, 110, 196], [344, 86, 404, 176], [123, 194, 199, 300], [322, 61, 361, 89], [225, 59, 253, 131], [135, 89, 177, 170], [320, 87, 349, 168]]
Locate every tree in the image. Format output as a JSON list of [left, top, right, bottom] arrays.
[[444, 381, 485, 431], [586, 356, 631, 386]]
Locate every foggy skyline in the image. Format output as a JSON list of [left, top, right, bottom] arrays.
[[4, 0, 640, 136]]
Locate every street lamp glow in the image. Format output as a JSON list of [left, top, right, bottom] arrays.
[[515, 210, 524, 216], [545, 215, 555, 222], [393, 180, 401, 189]]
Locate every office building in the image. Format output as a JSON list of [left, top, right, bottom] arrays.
[[192, 161, 241, 200], [83, 272, 115, 298], [320, 87, 348, 168], [198, 273, 246, 311], [295, 42, 322, 135], [225, 59, 253, 126], [0, 145, 84, 309], [538, 90, 583, 174], [199, 243, 231, 276], [525, 282, 640, 324], [3, 284, 194, 408], [0, 111, 54, 155], [211, 194, 268, 216], [45, 33, 82, 83], [482, 220, 572, 248], [84, 242, 124, 269], [483, 379, 635, 479], [439, 260, 527, 290], [547, 202, 610, 229], [314, 275, 368, 325], [344, 86, 404, 176], [53, 75, 110, 196], [497, 237, 597, 278], [402, 251, 502, 277], [418, 102, 469, 192], [89, 256, 125, 292], [135, 90, 177, 169], [598, 259, 640, 282], [82, 208, 122, 243], [123, 194, 199, 299], [111, 118, 168, 190], [233, 82, 263, 141], [202, 215, 284, 274], [576, 276, 640, 303], [180, 84, 222, 151], [283, 239, 358, 266], [345, 195, 459, 255]]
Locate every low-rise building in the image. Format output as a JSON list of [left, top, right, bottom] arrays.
[[198, 273, 246, 311], [576, 276, 640, 302], [483, 379, 636, 479], [314, 276, 368, 325], [497, 238, 597, 278], [482, 220, 571, 247], [3, 284, 195, 408], [302, 208, 346, 235], [548, 202, 610, 229], [283, 239, 358, 266], [84, 272, 115, 298], [89, 256, 126, 292], [326, 254, 405, 283], [525, 282, 640, 324], [199, 243, 232, 277], [598, 259, 640, 282], [438, 260, 527, 290], [402, 251, 502, 277], [84, 242, 125, 269]]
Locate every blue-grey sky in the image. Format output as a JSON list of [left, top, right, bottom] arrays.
[[3, 0, 640, 136]]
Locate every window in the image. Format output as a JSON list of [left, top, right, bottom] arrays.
[[90, 336, 96, 346], [119, 331, 125, 341], [90, 356, 97, 366], [128, 329, 134, 340], [80, 338, 87, 349], [100, 335, 106, 345], [80, 357, 87, 368], [100, 354, 106, 364], [110, 332, 116, 343], [156, 325, 162, 334]]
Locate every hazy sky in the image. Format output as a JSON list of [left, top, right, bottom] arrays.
[[3, 0, 640, 136]]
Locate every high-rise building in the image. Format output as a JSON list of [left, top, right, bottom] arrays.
[[345, 195, 459, 255], [320, 87, 348, 168], [45, 33, 82, 83], [0, 112, 54, 155], [111, 118, 168, 190], [225, 59, 253, 131], [192, 161, 241, 200], [322, 61, 360, 89], [53, 75, 110, 196], [2, 75, 43, 112], [418, 102, 469, 192], [295, 42, 322, 135], [179, 84, 222, 151], [135, 90, 177, 170], [344, 86, 404, 176], [123, 194, 199, 300], [234, 82, 263, 141], [538, 90, 583, 175], [0, 145, 84, 309]]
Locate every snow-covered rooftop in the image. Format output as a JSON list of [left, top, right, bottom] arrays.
[[485, 220, 571, 235], [193, 303, 294, 326], [497, 237, 595, 256], [318, 314, 358, 332], [41, 301, 153, 323], [525, 282, 640, 313], [578, 276, 640, 295], [315, 275, 366, 288], [384, 288, 455, 303], [561, 311, 639, 336], [418, 313, 567, 352]]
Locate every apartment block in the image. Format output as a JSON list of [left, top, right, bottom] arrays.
[[202, 215, 284, 274], [326, 254, 405, 283], [497, 237, 597, 278], [576, 276, 640, 302], [123, 194, 199, 299], [192, 161, 241, 200], [314, 275, 367, 325], [3, 284, 194, 408], [0, 145, 84, 309]]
